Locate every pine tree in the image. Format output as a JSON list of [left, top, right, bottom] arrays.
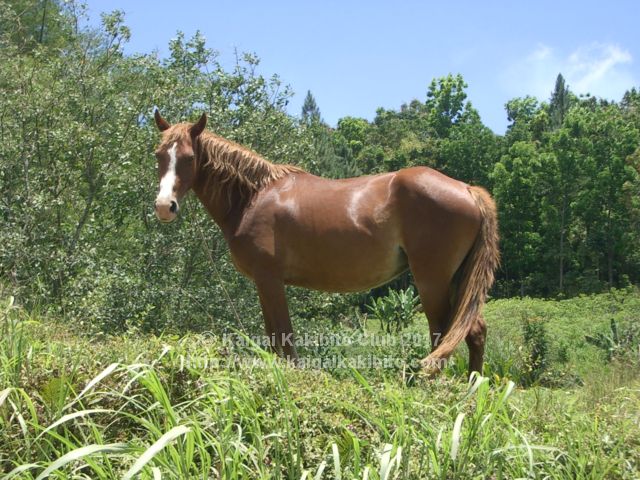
[[301, 90, 321, 124], [550, 73, 570, 129]]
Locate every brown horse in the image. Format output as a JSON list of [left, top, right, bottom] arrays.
[[152, 110, 499, 375]]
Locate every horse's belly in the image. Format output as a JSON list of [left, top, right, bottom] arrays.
[[283, 242, 408, 293]]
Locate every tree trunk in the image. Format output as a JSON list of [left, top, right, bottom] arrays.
[[39, 0, 48, 44], [606, 205, 614, 287], [607, 246, 614, 287], [559, 195, 566, 292]]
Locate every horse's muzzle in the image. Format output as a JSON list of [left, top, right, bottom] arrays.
[[155, 198, 179, 223]]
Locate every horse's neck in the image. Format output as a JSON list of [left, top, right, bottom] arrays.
[[192, 154, 246, 238]]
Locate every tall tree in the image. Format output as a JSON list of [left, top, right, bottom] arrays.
[[438, 116, 500, 188], [621, 87, 640, 129], [505, 96, 548, 143], [570, 103, 640, 287], [1, 0, 72, 51], [549, 73, 571, 129], [301, 90, 321, 125], [492, 141, 549, 295], [546, 128, 579, 292], [424, 73, 471, 138]]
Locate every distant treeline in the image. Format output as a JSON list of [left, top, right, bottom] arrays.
[[1, 1, 639, 332], [302, 74, 640, 298]]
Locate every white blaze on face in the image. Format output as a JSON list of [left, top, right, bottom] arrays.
[[157, 142, 178, 200]]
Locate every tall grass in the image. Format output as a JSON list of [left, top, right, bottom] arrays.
[[1, 292, 639, 478]]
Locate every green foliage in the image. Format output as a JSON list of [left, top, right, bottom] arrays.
[[424, 73, 474, 138], [495, 92, 640, 295], [476, 289, 640, 389], [366, 287, 419, 333], [0, 0, 75, 50], [549, 73, 573, 129], [336, 117, 370, 158], [521, 316, 549, 385], [0, 295, 28, 386], [0, 2, 317, 334], [492, 142, 550, 294], [301, 90, 321, 125], [585, 318, 640, 362], [2, 293, 640, 478]]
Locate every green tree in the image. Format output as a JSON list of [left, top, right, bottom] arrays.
[[301, 90, 321, 125], [569, 103, 640, 287], [621, 87, 640, 130], [1, 0, 74, 51], [424, 73, 473, 138], [505, 96, 548, 143], [437, 109, 500, 187], [549, 73, 571, 129], [545, 129, 579, 292], [492, 142, 551, 295]]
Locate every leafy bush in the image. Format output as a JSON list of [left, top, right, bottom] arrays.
[[585, 318, 640, 363], [521, 315, 549, 385], [366, 287, 419, 333]]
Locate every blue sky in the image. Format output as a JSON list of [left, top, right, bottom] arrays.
[[84, 1, 639, 133]]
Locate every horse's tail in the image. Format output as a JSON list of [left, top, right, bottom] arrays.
[[422, 186, 500, 374]]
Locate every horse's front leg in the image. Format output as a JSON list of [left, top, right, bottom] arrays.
[[255, 277, 299, 363]]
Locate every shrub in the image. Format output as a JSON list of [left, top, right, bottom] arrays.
[[521, 315, 549, 386], [585, 318, 640, 363], [366, 287, 419, 333]]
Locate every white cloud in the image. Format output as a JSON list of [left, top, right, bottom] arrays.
[[531, 44, 552, 62], [504, 42, 636, 102]]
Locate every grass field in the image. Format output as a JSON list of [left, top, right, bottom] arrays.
[[1, 289, 639, 479]]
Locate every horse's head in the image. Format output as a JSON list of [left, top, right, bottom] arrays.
[[153, 110, 207, 223]]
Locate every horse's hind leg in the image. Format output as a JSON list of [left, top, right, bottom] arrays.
[[466, 316, 487, 374], [414, 270, 487, 376], [412, 272, 453, 358]]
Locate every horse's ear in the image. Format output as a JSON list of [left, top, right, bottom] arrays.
[[154, 109, 171, 131], [190, 113, 207, 138]]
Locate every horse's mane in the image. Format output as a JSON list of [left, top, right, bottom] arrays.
[[162, 123, 304, 204]]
